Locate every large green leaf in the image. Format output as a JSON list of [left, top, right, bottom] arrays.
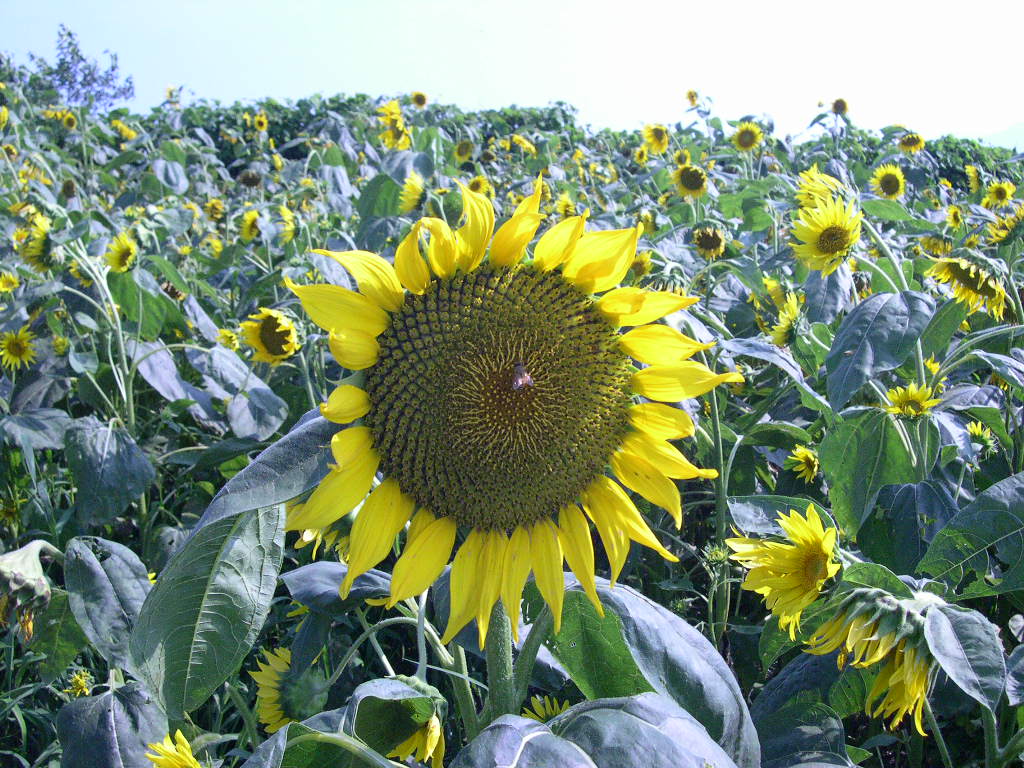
[[924, 604, 1006, 713], [55, 683, 168, 768], [31, 589, 88, 684], [241, 710, 393, 768], [340, 678, 439, 755], [107, 269, 183, 341], [65, 536, 152, 669], [756, 701, 856, 768], [824, 291, 934, 410], [128, 505, 284, 718]]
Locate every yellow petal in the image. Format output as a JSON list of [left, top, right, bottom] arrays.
[[442, 530, 486, 645], [628, 402, 695, 440], [583, 476, 678, 562], [500, 526, 532, 644], [340, 479, 415, 597], [475, 530, 508, 648], [328, 330, 379, 370], [312, 249, 404, 312], [419, 217, 458, 279], [531, 520, 565, 634], [620, 430, 717, 480], [632, 361, 744, 402], [284, 276, 390, 336], [557, 505, 603, 615], [514, 175, 544, 216], [406, 509, 436, 549], [619, 324, 716, 365], [611, 450, 682, 528], [561, 225, 640, 294], [533, 212, 588, 271], [454, 182, 495, 272], [597, 287, 698, 327], [388, 515, 456, 606], [490, 211, 545, 267], [320, 384, 370, 423], [395, 222, 431, 294]]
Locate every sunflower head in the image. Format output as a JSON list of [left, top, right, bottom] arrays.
[[965, 164, 982, 193], [240, 209, 261, 242], [946, 205, 964, 229], [253, 112, 269, 132], [62, 112, 77, 130], [883, 383, 941, 418], [251, 648, 329, 733], [642, 123, 670, 155], [831, 98, 848, 115], [399, 171, 426, 214], [692, 226, 726, 260], [769, 292, 802, 347], [454, 139, 474, 163], [791, 195, 862, 275], [983, 180, 1016, 210], [411, 91, 428, 108], [105, 231, 138, 273], [0, 272, 19, 293], [205, 198, 225, 220], [467, 175, 493, 198], [0, 327, 37, 370], [686, 89, 699, 107], [987, 205, 1024, 246], [278, 206, 296, 244], [672, 163, 708, 200], [145, 730, 201, 768], [522, 695, 571, 722], [795, 164, 845, 208], [20, 215, 62, 273], [870, 164, 905, 200], [924, 256, 1006, 319], [63, 669, 92, 697], [897, 132, 925, 154], [555, 192, 575, 219], [784, 445, 820, 483], [240, 307, 300, 365], [633, 145, 649, 166], [511, 134, 537, 156], [731, 121, 764, 152]]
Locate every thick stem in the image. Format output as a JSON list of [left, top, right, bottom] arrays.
[[923, 700, 954, 768], [483, 600, 516, 722], [448, 644, 480, 740], [983, 707, 1000, 768], [512, 606, 553, 708]]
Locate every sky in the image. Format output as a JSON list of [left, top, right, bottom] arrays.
[[5, 0, 1024, 148]]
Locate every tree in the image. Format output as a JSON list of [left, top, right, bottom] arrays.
[[26, 24, 134, 108]]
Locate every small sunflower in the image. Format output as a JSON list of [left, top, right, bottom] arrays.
[[884, 383, 941, 418], [945, 205, 964, 229], [924, 257, 1006, 319], [399, 171, 426, 214], [686, 89, 699, 107], [511, 134, 537, 156], [770, 293, 801, 347], [633, 145, 649, 166], [240, 308, 300, 365], [111, 119, 137, 141], [411, 91, 428, 108], [454, 139, 474, 163], [52, 335, 69, 355], [784, 445, 819, 483], [278, 206, 296, 244], [642, 124, 670, 155], [897, 132, 925, 154], [68, 260, 92, 287], [673, 148, 691, 166], [62, 112, 77, 130], [795, 164, 845, 208], [919, 235, 953, 257], [105, 231, 138, 273], [62, 670, 92, 698], [870, 164, 906, 200], [791, 196, 862, 275], [253, 111, 269, 132], [731, 121, 764, 152], [965, 164, 981, 193], [217, 328, 240, 350], [388, 713, 444, 768], [831, 98, 848, 115], [982, 180, 1016, 210], [240, 209, 261, 243], [726, 505, 840, 639], [145, 730, 201, 768], [0, 327, 37, 370], [467, 175, 493, 198], [555, 192, 575, 219], [521, 695, 571, 722], [0, 272, 19, 293], [251, 648, 291, 733], [672, 163, 707, 200], [20, 215, 61, 273], [204, 198, 225, 220], [692, 226, 726, 260]]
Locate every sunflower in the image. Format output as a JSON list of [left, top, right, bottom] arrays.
[[686, 89, 699, 107], [965, 164, 981, 193], [0, 106, 7, 129], [145, 730, 201, 768], [0, 327, 38, 371], [642, 124, 670, 155], [731, 121, 764, 152], [897, 132, 925, 154], [795, 165, 845, 208], [726, 505, 840, 639], [770, 293, 801, 347], [672, 164, 707, 200], [511, 134, 537, 156], [406, 91, 428, 109], [945, 205, 964, 229], [454, 139, 474, 163], [522, 695, 571, 722], [217, 328, 240, 350], [284, 179, 741, 647], [982, 180, 1016, 210], [253, 111, 269, 132], [62, 112, 77, 130], [924, 257, 1006, 319], [240, 209, 261, 243], [52, 335, 69, 355], [673, 149, 691, 166], [111, 119, 137, 141], [692, 226, 726, 260], [240, 308, 300, 365], [20, 215, 60, 273], [467, 175, 493, 198], [63, 669, 92, 697], [276, 206, 296, 244], [380, 123, 412, 150], [784, 445, 819, 483], [920, 235, 952, 257], [0, 272, 18, 293], [105, 231, 138, 273], [632, 145, 648, 166], [791, 196, 862, 275], [387, 713, 444, 768], [399, 171, 426, 214], [68, 260, 92, 287], [204, 198, 225, 220], [870, 164, 905, 200], [884, 383, 941, 418], [831, 98, 848, 115], [555, 192, 575, 219], [987, 206, 1024, 245]]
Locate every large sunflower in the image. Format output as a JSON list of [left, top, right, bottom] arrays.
[[692, 226, 726, 260], [284, 180, 741, 646], [869, 164, 905, 200], [924, 257, 1006, 319], [791, 196, 862, 275], [0, 327, 37, 370], [240, 308, 300, 364]]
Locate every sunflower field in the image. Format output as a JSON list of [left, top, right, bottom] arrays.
[[2, 43, 1024, 768]]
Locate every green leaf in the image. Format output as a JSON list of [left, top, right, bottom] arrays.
[[756, 700, 856, 768], [241, 710, 394, 768], [341, 678, 437, 755], [55, 683, 168, 768], [728, 495, 829, 536], [1005, 645, 1024, 706], [825, 291, 935, 410], [104, 150, 145, 171], [924, 604, 1006, 713], [31, 590, 88, 684], [152, 158, 189, 195], [160, 140, 188, 165], [739, 423, 812, 450], [107, 268, 182, 341], [919, 299, 968, 362], [356, 174, 401, 220], [128, 505, 285, 718], [839, 563, 914, 598], [862, 198, 914, 222], [65, 416, 156, 522]]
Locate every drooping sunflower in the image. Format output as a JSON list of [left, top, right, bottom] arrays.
[[20, 215, 61, 273], [278, 206, 296, 244], [253, 111, 269, 132], [284, 180, 741, 647], [0, 327, 37, 370], [987, 206, 1024, 245], [511, 134, 537, 156], [555, 192, 575, 219], [924, 257, 1006, 319], [411, 91, 428, 109], [770, 293, 801, 347], [217, 328, 240, 350], [105, 231, 138, 273], [633, 145, 649, 166], [965, 164, 981, 194], [642, 124, 670, 155], [897, 132, 925, 154], [251, 648, 292, 733], [110, 119, 137, 141], [791, 196, 862, 275], [785, 445, 819, 483], [692, 226, 726, 260], [240, 308, 300, 365], [240, 209, 261, 243], [870, 164, 906, 200], [205, 198, 225, 220], [726, 505, 840, 639], [0, 272, 19, 293], [672, 164, 708, 200], [945, 205, 964, 229], [62, 111, 77, 131], [731, 121, 764, 152], [399, 171, 426, 214], [884, 383, 941, 418], [795, 165, 845, 208], [919, 235, 953, 257], [145, 730, 201, 768], [522, 695, 571, 722], [982, 180, 1016, 210], [388, 713, 444, 768], [454, 139, 474, 163]]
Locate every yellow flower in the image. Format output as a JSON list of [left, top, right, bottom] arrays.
[[726, 505, 840, 639], [218, 328, 240, 350], [633, 145, 649, 166], [982, 180, 1016, 210], [884, 383, 941, 418], [467, 175, 493, 198], [692, 226, 726, 260], [240, 308, 300, 365], [965, 164, 981, 193], [945, 205, 964, 229], [380, 123, 412, 150], [511, 134, 537, 156], [388, 713, 445, 768], [62, 112, 78, 131], [399, 171, 426, 214], [285, 178, 740, 648], [686, 89, 699, 107], [920, 235, 953, 257], [672, 164, 707, 200], [924, 257, 1006, 319], [411, 91, 428, 108], [731, 121, 764, 152], [987, 206, 1024, 245], [770, 293, 801, 347], [791, 196, 863, 276], [0, 272, 19, 293], [201, 235, 223, 258], [521, 695, 570, 722], [110, 119, 137, 141], [52, 335, 70, 355], [1, 326, 37, 370], [278, 206, 296, 244], [923, 355, 941, 375], [831, 98, 848, 115], [68, 260, 92, 287], [454, 139, 474, 163], [555, 192, 575, 219], [20, 215, 60, 273], [0, 106, 7, 129], [251, 648, 293, 733], [145, 731, 201, 768], [870, 164, 905, 200], [642, 124, 670, 155], [673, 148, 691, 166], [240, 210, 261, 243], [897, 132, 925, 154], [2, 144, 16, 160], [204, 198, 225, 220], [785, 445, 819, 483], [105, 231, 138, 273], [253, 111, 269, 132], [795, 164, 845, 208], [63, 670, 92, 697]]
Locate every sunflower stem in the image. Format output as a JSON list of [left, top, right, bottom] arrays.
[[706, 377, 731, 648], [483, 600, 516, 722], [983, 707, 1000, 768], [512, 606, 553, 710], [448, 644, 481, 740], [415, 591, 428, 681], [923, 700, 955, 768]]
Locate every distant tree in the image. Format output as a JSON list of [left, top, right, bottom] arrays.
[[26, 24, 134, 108]]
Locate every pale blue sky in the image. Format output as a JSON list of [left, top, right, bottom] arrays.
[[6, 0, 1023, 147]]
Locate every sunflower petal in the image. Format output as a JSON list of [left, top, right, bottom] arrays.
[[419, 217, 458, 279], [557, 505, 603, 615], [454, 182, 495, 272], [340, 479, 415, 597], [533, 212, 588, 271], [562, 225, 640, 294], [285, 429, 379, 531], [628, 402, 695, 440], [320, 384, 370, 423], [500, 526, 532, 643], [475, 530, 509, 647], [581, 486, 629, 585], [619, 324, 716, 364], [442, 530, 486, 645], [395, 222, 431, 294], [611, 450, 682, 528], [597, 287, 698, 327], [620, 430, 717, 480], [531, 520, 565, 634], [312, 249, 404, 312], [284, 276, 389, 336], [632, 361, 744, 402], [584, 476, 677, 562], [388, 515, 456, 606], [328, 330, 379, 370], [490, 211, 545, 267]]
